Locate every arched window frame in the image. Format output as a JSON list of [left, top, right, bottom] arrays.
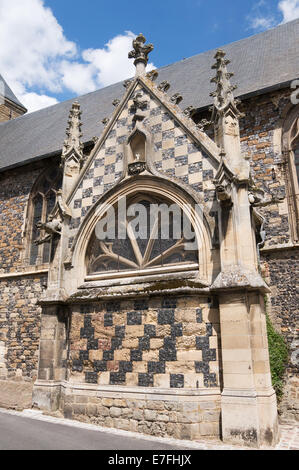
[[86, 191, 200, 279], [69, 177, 213, 288], [282, 104, 299, 242], [24, 166, 62, 266]]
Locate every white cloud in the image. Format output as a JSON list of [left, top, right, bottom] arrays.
[[83, 33, 138, 88], [0, 0, 154, 113], [248, 0, 299, 31], [247, 1, 277, 31], [278, 0, 299, 22], [82, 33, 155, 88], [59, 61, 97, 96], [248, 15, 277, 30], [0, 0, 76, 111], [20, 92, 59, 113]]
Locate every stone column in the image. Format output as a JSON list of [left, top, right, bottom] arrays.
[[209, 49, 279, 447], [33, 102, 83, 411], [32, 305, 69, 411], [218, 291, 279, 447]]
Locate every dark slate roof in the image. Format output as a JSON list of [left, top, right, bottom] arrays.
[[0, 74, 26, 110], [0, 19, 298, 173]]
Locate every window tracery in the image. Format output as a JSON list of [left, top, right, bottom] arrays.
[[27, 166, 62, 265], [86, 193, 198, 277], [283, 106, 299, 242]]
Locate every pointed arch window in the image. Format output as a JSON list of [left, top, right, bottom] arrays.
[[86, 193, 199, 279], [27, 166, 62, 265], [283, 105, 299, 242]]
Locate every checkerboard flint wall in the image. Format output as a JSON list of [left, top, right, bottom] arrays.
[[69, 296, 220, 390], [67, 85, 218, 247]]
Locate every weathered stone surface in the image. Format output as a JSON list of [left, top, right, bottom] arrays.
[[0, 38, 297, 445]]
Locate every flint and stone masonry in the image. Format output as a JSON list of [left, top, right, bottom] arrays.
[[0, 23, 298, 447]]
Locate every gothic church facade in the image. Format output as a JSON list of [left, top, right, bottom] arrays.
[[0, 21, 298, 447]]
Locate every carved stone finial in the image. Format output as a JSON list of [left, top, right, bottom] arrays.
[[171, 93, 183, 105], [158, 81, 171, 92], [146, 70, 159, 81], [183, 106, 195, 118], [61, 101, 84, 167], [128, 33, 154, 76], [123, 79, 134, 89], [210, 49, 244, 122], [102, 117, 110, 127], [197, 118, 212, 132]]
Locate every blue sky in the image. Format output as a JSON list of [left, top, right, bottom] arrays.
[[0, 0, 298, 112], [47, 0, 283, 65]]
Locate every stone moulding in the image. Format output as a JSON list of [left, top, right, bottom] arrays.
[[0, 268, 48, 280], [66, 282, 211, 304], [34, 380, 222, 397]]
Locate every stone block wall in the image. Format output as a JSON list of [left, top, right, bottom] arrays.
[[262, 249, 298, 353], [59, 387, 221, 440], [0, 163, 49, 381], [0, 274, 47, 380], [262, 248, 299, 421], [0, 341, 6, 378], [0, 165, 41, 273], [0, 101, 25, 123], [239, 89, 292, 248], [55, 294, 222, 438]]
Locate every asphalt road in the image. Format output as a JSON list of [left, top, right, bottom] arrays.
[[0, 411, 190, 451]]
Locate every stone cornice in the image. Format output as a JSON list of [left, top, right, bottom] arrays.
[[0, 268, 48, 280]]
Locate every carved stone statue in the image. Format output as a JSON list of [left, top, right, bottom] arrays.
[[130, 91, 149, 122], [34, 215, 62, 246]]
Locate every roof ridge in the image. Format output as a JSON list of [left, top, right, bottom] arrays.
[[157, 18, 299, 72], [0, 18, 298, 172], [2, 18, 297, 120]]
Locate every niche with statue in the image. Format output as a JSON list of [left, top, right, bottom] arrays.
[[127, 130, 147, 175]]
